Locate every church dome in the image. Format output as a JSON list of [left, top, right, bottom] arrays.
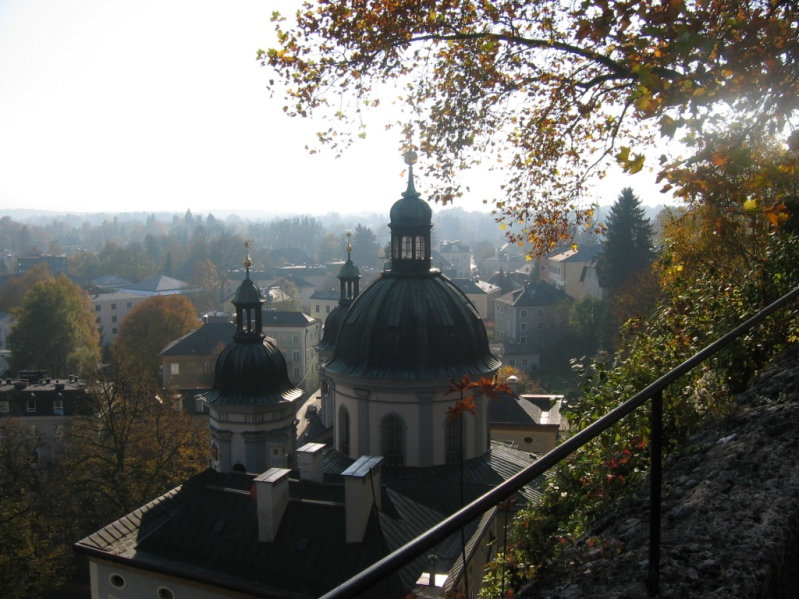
[[204, 339, 300, 406], [325, 153, 499, 381], [204, 245, 302, 406], [316, 304, 345, 353], [324, 272, 500, 380]]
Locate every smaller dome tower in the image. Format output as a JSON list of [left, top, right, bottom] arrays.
[[204, 242, 302, 473], [316, 231, 361, 364]]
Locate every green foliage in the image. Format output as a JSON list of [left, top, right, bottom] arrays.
[[63, 356, 209, 529], [0, 422, 74, 598], [265, 0, 799, 254], [484, 232, 799, 595], [8, 275, 100, 377], [268, 279, 304, 312], [598, 188, 655, 290], [351, 223, 380, 269]]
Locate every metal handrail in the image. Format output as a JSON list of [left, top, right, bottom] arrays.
[[320, 285, 799, 599]]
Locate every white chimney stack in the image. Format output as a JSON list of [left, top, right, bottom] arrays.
[[252, 468, 291, 542], [341, 455, 383, 543], [297, 442, 326, 483]]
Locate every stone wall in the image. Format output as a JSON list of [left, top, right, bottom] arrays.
[[519, 345, 799, 599]]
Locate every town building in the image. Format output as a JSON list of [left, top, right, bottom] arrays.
[[451, 278, 502, 321], [490, 381, 565, 455], [159, 314, 235, 389], [262, 310, 321, 394], [542, 244, 604, 300], [17, 254, 67, 277], [0, 370, 87, 464], [90, 275, 202, 346], [438, 240, 473, 278], [494, 281, 572, 372]]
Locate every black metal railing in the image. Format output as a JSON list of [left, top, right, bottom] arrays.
[[320, 285, 799, 599]]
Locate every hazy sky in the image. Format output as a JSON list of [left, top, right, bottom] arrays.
[[0, 0, 669, 217]]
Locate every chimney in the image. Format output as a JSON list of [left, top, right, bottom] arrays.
[[341, 455, 383, 543], [252, 468, 291, 542], [505, 375, 519, 396], [297, 442, 326, 483]]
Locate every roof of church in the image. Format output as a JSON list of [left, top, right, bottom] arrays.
[[324, 273, 501, 380], [316, 304, 346, 352], [74, 442, 540, 598], [325, 158, 499, 381]]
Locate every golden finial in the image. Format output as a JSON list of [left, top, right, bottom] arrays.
[[243, 240, 252, 272], [346, 230, 353, 254]]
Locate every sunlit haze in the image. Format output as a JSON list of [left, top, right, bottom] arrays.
[[0, 0, 670, 218]]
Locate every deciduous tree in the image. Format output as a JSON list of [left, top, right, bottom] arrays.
[[8, 275, 100, 377], [113, 295, 198, 383], [263, 0, 799, 253], [64, 355, 208, 531]]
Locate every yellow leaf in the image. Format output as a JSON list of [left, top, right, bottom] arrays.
[[743, 198, 758, 212]]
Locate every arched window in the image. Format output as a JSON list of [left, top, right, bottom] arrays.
[[446, 417, 463, 464], [414, 236, 426, 260], [339, 406, 350, 457], [401, 235, 413, 259], [382, 414, 404, 466]]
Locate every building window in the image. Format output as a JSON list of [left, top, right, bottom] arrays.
[[339, 406, 350, 457], [96, 316, 101, 324], [111, 303, 117, 310], [446, 417, 463, 464], [293, 368, 300, 377], [522, 358, 529, 367], [109, 574, 125, 589], [157, 587, 175, 599], [111, 315, 117, 322], [520, 336, 527, 344], [293, 335, 299, 343], [401, 235, 413, 259], [315, 305, 319, 313], [509, 359, 516, 367], [326, 305, 331, 313], [53, 399, 64, 415], [26, 400, 36, 413], [292, 351, 300, 363], [414, 236, 426, 260], [170, 363, 179, 375], [0, 401, 8, 413], [381, 415, 404, 467], [520, 309, 527, 317], [95, 305, 100, 312], [112, 327, 118, 334], [55, 424, 64, 437], [520, 323, 527, 331], [538, 309, 543, 317], [127, 302, 132, 308], [538, 322, 543, 330]]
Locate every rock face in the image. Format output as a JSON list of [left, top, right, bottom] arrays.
[[519, 345, 799, 599]]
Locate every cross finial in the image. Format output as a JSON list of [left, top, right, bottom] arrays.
[[243, 240, 252, 275]]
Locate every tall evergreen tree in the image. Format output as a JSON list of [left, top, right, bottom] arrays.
[[599, 188, 655, 290]]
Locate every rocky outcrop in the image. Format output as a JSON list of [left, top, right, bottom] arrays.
[[519, 344, 799, 599]]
